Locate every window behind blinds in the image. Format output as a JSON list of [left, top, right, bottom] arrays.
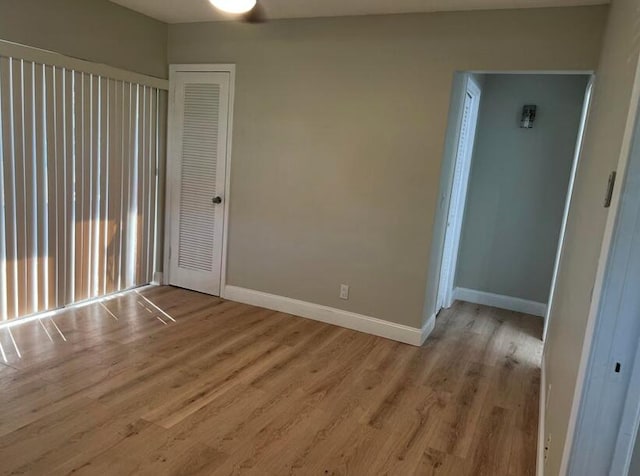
[[0, 55, 167, 321]]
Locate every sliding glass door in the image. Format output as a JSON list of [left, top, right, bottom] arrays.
[[0, 55, 167, 321]]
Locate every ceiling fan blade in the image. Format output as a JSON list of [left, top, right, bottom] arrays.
[[242, 3, 267, 23]]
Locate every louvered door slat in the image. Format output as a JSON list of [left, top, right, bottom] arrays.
[[168, 71, 230, 296]]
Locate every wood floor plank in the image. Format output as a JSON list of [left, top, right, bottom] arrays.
[[411, 447, 467, 475], [0, 286, 543, 475], [465, 405, 515, 476], [52, 420, 229, 476], [431, 361, 492, 459], [0, 397, 141, 474]]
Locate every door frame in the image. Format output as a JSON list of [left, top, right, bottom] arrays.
[[163, 64, 236, 296], [564, 58, 640, 476], [436, 74, 482, 311]]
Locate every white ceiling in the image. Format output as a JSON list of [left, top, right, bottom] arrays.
[[110, 0, 608, 24]]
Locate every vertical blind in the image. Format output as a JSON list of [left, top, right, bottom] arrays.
[[0, 55, 167, 321]]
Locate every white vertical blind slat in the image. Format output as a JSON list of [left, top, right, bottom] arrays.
[[144, 87, 152, 283], [44, 65, 58, 309], [103, 79, 120, 293], [4, 58, 17, 320], [24, 61, 38, 314], [136, 86, 146, 285], [97, 76, 108, 296], [126, 83, 138, 289], [119, 81, 130, 290], [72, 70, 82, 301], [65, 68, 75, 305], [129, 84, 140, 288], [57, 67, 71, 306], [34, 63, 47, 313], [154, 90, 167, 278], [12, 59, 28, 317], [0, 56, 164, 322], [144, 87, 154, 283], [81, 73, 91, 299], [53, 66, 66, 307], [23, 61, 37, 314], [89, 74, 100, 299], [0, 59, 8, 320], [107, 80, 122, 293]]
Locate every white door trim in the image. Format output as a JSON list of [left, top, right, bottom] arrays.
[[566, 63, 640, 476], [437, 74, 482, 310], [163, 64, 236, 296], [560, 52, 640, 475], [537, 353, 547, 476]]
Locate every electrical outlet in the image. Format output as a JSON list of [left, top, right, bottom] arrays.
[[340, 284, 349, 300]]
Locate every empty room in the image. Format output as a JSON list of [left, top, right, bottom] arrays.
[[0, 0, 639, 475]]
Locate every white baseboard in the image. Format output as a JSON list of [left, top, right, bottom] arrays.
[[453, 287, 547, 317], [421, 312, 436, 344], [223, 285, 434, 346], [538, 354, 547, 476]]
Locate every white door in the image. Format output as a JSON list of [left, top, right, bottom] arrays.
[[437, 75, 481, 310], [168, 70, 231, 295]]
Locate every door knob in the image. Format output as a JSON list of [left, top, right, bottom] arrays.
[[212, 196, 222, 204]]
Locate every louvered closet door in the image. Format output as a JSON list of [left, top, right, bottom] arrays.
[[168, 71, 230, 295]]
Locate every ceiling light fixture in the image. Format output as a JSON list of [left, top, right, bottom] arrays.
[[208, 0, 257, 14]]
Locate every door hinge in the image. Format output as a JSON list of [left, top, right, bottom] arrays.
[[604, 171, 617, 208]]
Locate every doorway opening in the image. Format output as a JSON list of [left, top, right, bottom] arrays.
[[433, 72, 594, 334]]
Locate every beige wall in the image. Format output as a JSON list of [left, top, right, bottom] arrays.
[[169, 7, 606, 328], [543, 0, 640, 474], [0, 0, 167, 78]]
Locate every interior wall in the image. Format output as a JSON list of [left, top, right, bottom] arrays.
[[0, 0, 168, 78], [455, 74, 589, 304], [631, 428, 640, 476], [543, 0, 640, 473], [169, 6, 606, 329]]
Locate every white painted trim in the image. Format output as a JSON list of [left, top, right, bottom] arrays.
[[611, 341, 640, 474], [468, 70, 595, 75], [0, 39, 168, 90], [162, 72, 177, 284], [537, 354, 547, 476], [163, 64, 236, 296], [421, 313, 436, 346], [170, 64, 237, 73], [438, 74, 482, 311], [152, 272, 164, 285], [560, 52, 640, 475], [432, 73, 467, 314], [453, 287, 547, 317], [220, 68, 236, 295], [223, 285, 432, 346]]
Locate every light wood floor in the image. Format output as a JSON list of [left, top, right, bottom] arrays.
[[0, 286, 542, 475]]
